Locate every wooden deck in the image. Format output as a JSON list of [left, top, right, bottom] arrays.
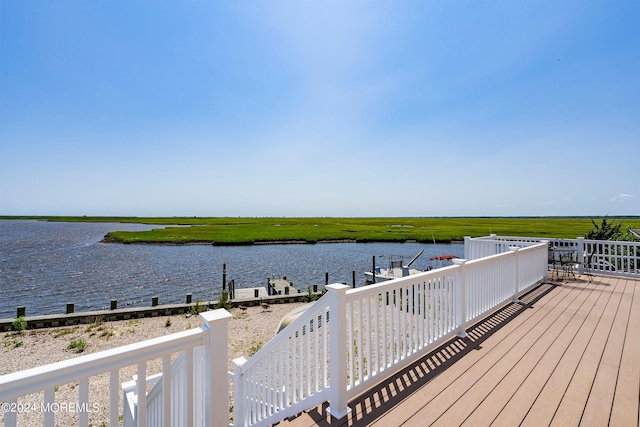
[[281, 273, 640, 426]]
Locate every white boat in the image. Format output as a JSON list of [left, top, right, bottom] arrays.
[[364, 250, 429, 283]]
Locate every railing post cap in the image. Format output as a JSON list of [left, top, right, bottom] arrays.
[[200, 309, 233, 324], [509, 246, 520, 251], [233, 356, 248, 367], [326, 283, 350, 292]]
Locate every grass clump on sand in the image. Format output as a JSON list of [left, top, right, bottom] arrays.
[[67, 339, 87, 353]]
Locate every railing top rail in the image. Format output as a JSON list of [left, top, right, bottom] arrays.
[[345, 265, 459, 299], [0, 326, 205, 399], [584, 239, 640, 247], [516, 242, 549, 252]]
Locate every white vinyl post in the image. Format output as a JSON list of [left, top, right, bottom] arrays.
[[452, 259, 468, 338], [232, 357, 248, 427], [200, 309, 233, 427], [326, 284, 351, 420], [510, 247, 521, 302], [463, 236, 471, 260], [577, 237, 585, 275]]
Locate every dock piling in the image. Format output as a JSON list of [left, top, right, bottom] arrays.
[[66, 303, 74, 314]]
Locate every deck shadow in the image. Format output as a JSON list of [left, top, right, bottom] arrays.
[[291, 282, 557, 426]]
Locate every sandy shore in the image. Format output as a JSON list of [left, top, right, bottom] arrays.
[[0, 302, 307, 426]]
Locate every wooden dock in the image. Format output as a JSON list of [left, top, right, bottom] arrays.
[[282, 273, 640, 426], [231, 278, 301, 301]]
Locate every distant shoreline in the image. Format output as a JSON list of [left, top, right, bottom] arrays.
[[100, 238, 361, 246], [5, 216, 640, 246], [99, 238, 465, 246]]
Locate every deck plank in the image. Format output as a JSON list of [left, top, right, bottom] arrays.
[[280, 275, 640, 427], [519, 276, 618, 427], [607, 278, 640, 427], [383, 282, 581, 426], [581, 277, 634, 426], [551, 277, 625, 426], [430, 276, 598, 427], [341, 287, 558, 427], [464, 276, 604, 426], [494, 276, 608, 426]]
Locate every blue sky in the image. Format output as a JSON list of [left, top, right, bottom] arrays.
[[1, 1, 638, 217]]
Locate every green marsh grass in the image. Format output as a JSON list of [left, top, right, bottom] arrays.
[[3, 216, 639, 245]]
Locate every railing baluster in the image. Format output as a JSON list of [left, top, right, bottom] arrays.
[[79, 377, 89, 427], [185, 348, 193, 427], [382, 291, 387, 370], [357, 298, 363, 383], [4, 396, 17, 427], [285, 336, 291, 408], [366, 296, 371, 379], [297, 324, 303, 403], [373, 293, 379, 375], [305, 323, 311, 399], [44, 387, 55, 426], [137, 362, 147, 427], [348, 301, 354, 387], [109, 369, 118, 427], [322, 312, 327, 390], [408, 285, 414, 354], [162, 354, 171, 427]]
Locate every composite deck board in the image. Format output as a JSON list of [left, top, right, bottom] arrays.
[[581, 277, 633, 426], [428, 276, 597, 427], [519, 275, 619, 427], [551, 276, 625, 426], [462, 273, 604, 426], [280, 275, 639, 427], [491, 276, 608, 426], [610, 277, 640, 427], [368, 284, 570, 427]]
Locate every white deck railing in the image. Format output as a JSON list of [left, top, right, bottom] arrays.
[[232, 293, 332, 427], [0, 310, 232, 427], [232, 241, 548, 426], [469, 234, 640, 278]]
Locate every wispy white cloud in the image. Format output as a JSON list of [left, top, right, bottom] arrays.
[[610, 193, 635, 202]]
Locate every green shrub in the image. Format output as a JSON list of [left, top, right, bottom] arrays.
[[12, 316, 27, 333], [302, 286, 320, 303], [216, 291, 232, 310], [189, 299, 205, 316]]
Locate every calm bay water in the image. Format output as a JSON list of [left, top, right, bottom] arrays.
[[0, 220, 464, 318]]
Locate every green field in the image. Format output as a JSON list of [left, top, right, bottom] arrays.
[[3, 216, 639, 245]]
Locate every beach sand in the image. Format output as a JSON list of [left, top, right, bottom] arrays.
[[0, 302, 307, 426]]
